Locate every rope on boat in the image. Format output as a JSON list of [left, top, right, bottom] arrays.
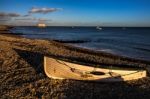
[[56, 59, 93, 77], [55, 59, 142, 78]]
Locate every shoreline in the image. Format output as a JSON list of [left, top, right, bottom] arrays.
[[1, 34, 150, 66], [1, 26, 150, 98], [0, 26, 150, 67], [1, 25, 150, 68], [5, 26, 150, 62], [2, 28, 150, 64]]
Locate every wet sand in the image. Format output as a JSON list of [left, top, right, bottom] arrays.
[[0, 26, 150, 98]]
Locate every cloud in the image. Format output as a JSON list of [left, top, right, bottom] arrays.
[[0, 7, 59, 25], [38, 18, 52, 21], [29, 7, 62, 14], [14, 17, 37, 21], [0, 12, 21, 17], [22, 14, 31, 17], [14, 17, 52, 22], [0, 12, 21, 25], [0, 17, 11, 21], [0, 19, 9, 21], [0, 12, 20, 24], [14, 17, 52, 25]]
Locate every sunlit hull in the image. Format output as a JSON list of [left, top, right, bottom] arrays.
[[44, 56, 146, 82]]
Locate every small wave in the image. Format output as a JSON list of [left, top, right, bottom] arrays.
[[20, 33, 49, 36], [53, 40, 91, 43], [133, 47, 150, 52], [98, 49, 115, 53]]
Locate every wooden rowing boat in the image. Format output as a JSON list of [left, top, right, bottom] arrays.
[[44, 56, 146, 82]]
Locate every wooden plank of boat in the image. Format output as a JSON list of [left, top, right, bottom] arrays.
[[44, 56, 146, 82]]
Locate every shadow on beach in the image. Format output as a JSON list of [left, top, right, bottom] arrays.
[[14, 49, 45, 74]]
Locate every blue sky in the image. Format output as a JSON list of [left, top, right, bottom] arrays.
[[0, 0, 150, 26]]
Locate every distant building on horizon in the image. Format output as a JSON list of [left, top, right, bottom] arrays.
[[37, 23, 46, 27]]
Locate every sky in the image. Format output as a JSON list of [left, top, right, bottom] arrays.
[[0, 0, 150, 26]]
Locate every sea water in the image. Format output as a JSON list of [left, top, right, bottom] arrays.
[[10, 26, 150, 61]]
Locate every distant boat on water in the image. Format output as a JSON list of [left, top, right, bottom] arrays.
[[96, 26, 102, 30]]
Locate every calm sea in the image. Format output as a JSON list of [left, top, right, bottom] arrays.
[[10, 26, 150, 61]]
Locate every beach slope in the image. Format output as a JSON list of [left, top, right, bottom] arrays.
[[0, 29, 150, 98]]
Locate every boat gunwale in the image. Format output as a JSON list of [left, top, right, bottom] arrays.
[[44, 55, 146, 71]]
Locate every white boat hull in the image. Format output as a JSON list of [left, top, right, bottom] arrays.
[[44, 56, 146, 82]]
